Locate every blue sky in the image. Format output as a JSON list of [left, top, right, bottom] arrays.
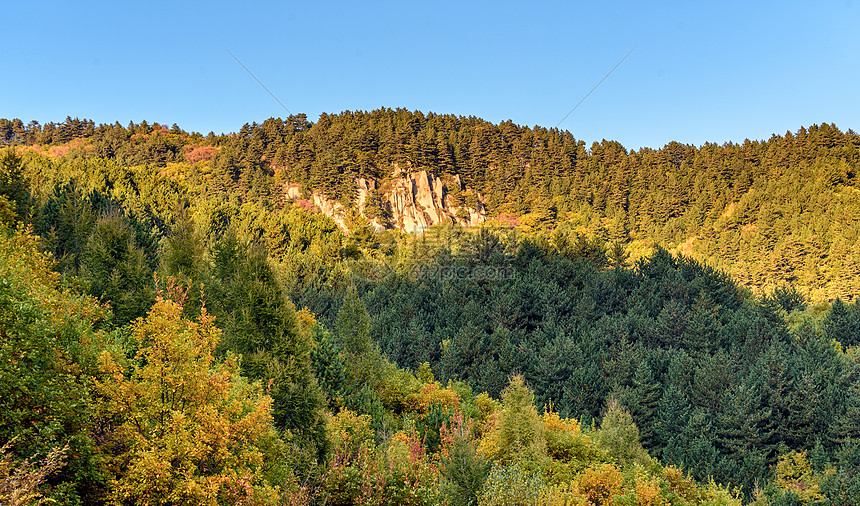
[[2, 1, 857, 150]]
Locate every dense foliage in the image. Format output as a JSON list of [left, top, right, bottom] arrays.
[[4, 112, 859, 299], [354, 229, 860, 500], [1, 110, 859, 504]]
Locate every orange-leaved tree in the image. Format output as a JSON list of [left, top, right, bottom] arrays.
[[94, 296, 284, 506]]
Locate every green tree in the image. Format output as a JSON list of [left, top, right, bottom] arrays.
[[825, 299, 860, 348], [159, 200, 203, 291], [342, 209, 376, 259], [440, 414, 491, 506], [336, 287, 384, 390], [595, 398, 651, 469], [0, 226, 108, 504], [0, 149, 30, 222], [36, 182, 98, 275], [616, 360, 661, 450], [81, 209, 155, 326], [495, 375, 547, 468], [205, 231, 328, 461], [715, 378, 777, 496], [311, 325, 347, 409]]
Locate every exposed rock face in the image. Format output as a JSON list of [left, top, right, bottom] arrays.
[[283, 183, 349, 230], [283, 171, 486, 233]]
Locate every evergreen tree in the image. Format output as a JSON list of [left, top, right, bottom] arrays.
[[715, 378, 778, 494], [81, 209, 155, 326], [205, 231, 328, 461], [36, 182, 98, 275], [160, 200, 203, 289], [0, 149, 30, 222], [832, 374, 860, 446], [336, 287, 384, 391], [825, 299, 860, 348], [616, 360, 661, 450], [655, 382, 690, 456], [311, 325, 347, 409]]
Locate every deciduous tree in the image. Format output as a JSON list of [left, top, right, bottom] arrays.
[[94, 296, 283, 506]]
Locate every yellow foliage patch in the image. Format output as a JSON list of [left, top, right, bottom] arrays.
[[774, 451, 822, 502], [405, 382, 461, 414], [662, 465, 701, 503], [326, 409, 375, 465], [542, 407, 582, 435], [94, 298, 282, 505], [634, 473, 666, 506], [576, 463, 623, 506]]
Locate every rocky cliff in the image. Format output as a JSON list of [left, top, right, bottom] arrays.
[[283, 170, 486, 233]]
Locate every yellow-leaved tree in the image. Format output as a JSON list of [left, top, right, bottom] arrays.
[[94, 295, 284, 506]]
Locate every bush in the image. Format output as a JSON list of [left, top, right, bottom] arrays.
[[477, 464, 547, 506], [0, 439, 67, 506], [576, 463, 624, 505]]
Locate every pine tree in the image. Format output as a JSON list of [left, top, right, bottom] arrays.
[[617, 360, 661, 450], [36, 182, 97, 275], [825, 299, 860, 348], [160, 199, 203, 288], [655, 382, 690, 455], [683, 292, 722, 358], [336, 287, 383, 390], [0, 149, 30, 222], [205, 231, 328, 460], [311, 325, 347, 409], [716, 378, 778, 490], [81, 209, 155, 326]]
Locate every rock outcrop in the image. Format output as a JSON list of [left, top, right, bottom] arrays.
[[283, 182, 350, 230], [283, 170, 486, 233]]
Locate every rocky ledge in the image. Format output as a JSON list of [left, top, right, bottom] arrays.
[[283, 170, 487, 233]]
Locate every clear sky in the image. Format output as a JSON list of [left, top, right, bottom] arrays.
[[2, 1, 858, 151]]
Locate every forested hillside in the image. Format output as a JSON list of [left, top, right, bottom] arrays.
[[1, 112, 860, 504], [3, 112, 858, 300]]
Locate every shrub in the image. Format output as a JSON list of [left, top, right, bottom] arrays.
[[0, 439, 67, 506], [576, 463, 624, 506], [477, 463, 547, 506]]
